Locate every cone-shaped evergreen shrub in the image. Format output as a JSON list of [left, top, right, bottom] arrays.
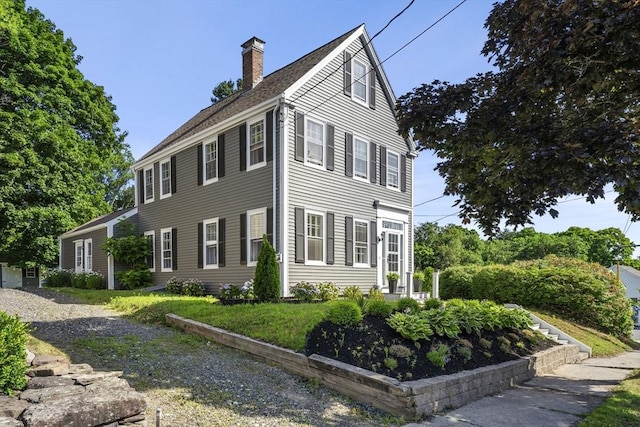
[[253, 235, 280, 302]]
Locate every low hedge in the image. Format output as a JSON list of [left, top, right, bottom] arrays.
[[439, 265, 482, 299]]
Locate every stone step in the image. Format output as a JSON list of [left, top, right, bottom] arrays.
[[538, 328, 550, 336], [548, 333, 559, 341], [578, 352, 590, 361], [556, 339, 570, 345]]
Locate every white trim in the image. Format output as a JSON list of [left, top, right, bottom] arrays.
[[159, 157, 172, 199], [107, 254, 114, 290], [144, 230, 156, 273], [352, 134, 370, 182], [386, 149, 400, 190], [304, 115, 326, 169], [84, 239, 93, 272], [73, 240, 83, 273], [202, 218, 219, 269], [351, 57, 369, 106], [280, 102, 290, 296], [160, 227, 173, 272], [247, 207, 267, 267], [376, 208, 409, 293], [60, 207, 138, 239], [353, 219, 369, 268], [246, 115, 267, 172], [202, 137, 219, 186], [143, 165, 154, 203], [305, 209, 326, 266]]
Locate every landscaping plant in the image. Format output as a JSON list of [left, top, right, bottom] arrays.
[[253, 235, 280, 302], [0, 312, 30, 395]]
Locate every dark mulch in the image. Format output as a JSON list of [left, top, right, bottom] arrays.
[[304, 315, 559, 382]]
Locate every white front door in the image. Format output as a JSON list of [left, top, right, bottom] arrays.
[[1, 263, 22, 288], [387, 232, 401, 278]]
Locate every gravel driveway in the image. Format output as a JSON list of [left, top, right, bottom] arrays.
[[0, 287, 392, 426]]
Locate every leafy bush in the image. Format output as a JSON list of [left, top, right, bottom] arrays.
[[0, 312, 30, 395], [317, 282, 340, 301], [364, 300, 393, 317], [342, 286, 362, 300], [423, 298, 444, 310], [387, 312, 434, 341], [421, 308, 461, 338], [115, 267, 152, 290], [290, 281, 319, 302], [253, 235, 280, 302], [368, 286, 384, 301], [85, 271, 105, 290], [43, 269, 73, 287], [426, 343, 450, 369], [439, 265, 482, 299], [219, 283, 242, 299], [71, 272, 87, 289], [182, 278, 204, 296], [396, 297, 421, 314], [167, 277, 183, 295], [327, 301, 363, 326], [104, 221, 152, 290]]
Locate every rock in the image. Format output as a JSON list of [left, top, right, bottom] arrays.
[[85, 376, 132, 393], [121, 413, 146, 423], [68, 364, 92, 375], [0, 417, 24, 427], [26, 361, 70, 377], [19, 385, 85, 403], [27, 377, 75, 390], [71, 371, 122, 386], [30, 355, 68, 367], [25, 350, 35, 366], [0, 395, 29, 418]]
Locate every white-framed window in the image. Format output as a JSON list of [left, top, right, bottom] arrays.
[[144, 166, 154, 202], [247, 117, 265, 170], [305, 117, 325, 167], [352, 58, 368, 105], [144, 231, 155, 272], [84, 239, 93, 272], [354, 220, 369, 266], [204, 139, 218, 184], [160, 158, 171, 198], [354, 136, 369, 180], [306, 210, 325, 264], [74, 240, 83, 272], [203, 218, 219, 269], [387, 150, 400, 189], [161, 228, 173, 272], [247, 208, 266, 266], [26, 267, 36, 278]]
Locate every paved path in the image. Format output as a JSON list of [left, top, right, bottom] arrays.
[[405, 350, 640, 427]]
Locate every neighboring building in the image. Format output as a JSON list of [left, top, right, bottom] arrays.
[[59, 24, 416, 295], [610, 265, 640, 301], [0, 261, 42, 288]]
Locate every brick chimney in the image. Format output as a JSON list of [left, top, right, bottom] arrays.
[[241, 37, 265, 90]]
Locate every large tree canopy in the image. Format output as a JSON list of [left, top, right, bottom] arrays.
[[397, 0, 640, 235], [0, 0, 133, 267]]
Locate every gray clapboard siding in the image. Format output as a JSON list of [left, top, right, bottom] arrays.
[[60, 227, 109, 278]]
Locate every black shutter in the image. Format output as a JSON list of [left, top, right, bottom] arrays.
[[295, 112, 304, 162], [401, 154, 407, 193], [240, 214, 247, 264], [219, 218, 226, 267], [170, 155, 177, 194], [267, 207, 273, 245], [345, 133, 353, 177], [326, 124, 334, 171], [327, 212, 334, 265], [197, 222, 203, 268], [380, 146, 387, 186], [369, 66, 376, 109], [343, 51, 352, 96], [266, 110, 273, 162], [138, 170, 144, 204], [370, 142, 377, 183], [239, 124, 247, 171], [218, 134, 225, 178], [196, 143, 203, 186], [294, 207, 305, 263], [345, 216, 353, 266], [370, 221, 377, 267], [171, 228, 178, 270]]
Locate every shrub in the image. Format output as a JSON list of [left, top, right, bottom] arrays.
[[342, 286, 362, 300], [387, 312, 433, 341], [240, 280, 254, 299], [0, 312, 30, 395], [368, 286, 384, 301], [439, 265, 482, 299], [290, 281, 319, 302], [103, 221, 152, 290], [423, 298, 444, 310], [253, 235, 280, 302], [71, 272, 87, 289], [167, 277, 183, 295], [364, 300, 393, 317], [396, 297, 421, 314], [43, 269, 73, 288], [327, 301, 363, 326], [383, 357, 398, 370], [182, 278, 204, 296], [317, 282, 340, 301], [115, 266, 152, 290], [426, 343, 450, 369], [85, 272, 105, 290]]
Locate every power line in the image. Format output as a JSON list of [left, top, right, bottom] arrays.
[[304, 0, 467, 116], [290, 0, 415, 105], [414, 194, 446, 207]]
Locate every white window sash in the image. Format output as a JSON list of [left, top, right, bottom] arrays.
[[305, 117, 325, 167], [387, 151, 400, 189], [354, 137, 368, 180], [203, 219, 219, 269], [204, 140, 218, 184], [161, 228, 172, 272], [160, 160, 171, 198], [354, 220, 368, 266], [144, 166, 154, 202], [247, 208, 266, 266], [144, 231, 155, 272], [305, 211, 325, 264], [352, 58, 368, 104]]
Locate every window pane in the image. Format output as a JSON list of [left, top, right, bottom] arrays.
[[145, 235, 154, 268], [387, 152, 399, 188], [145, 169, 153, 200], [249, 212, 264, 240], [250, 122, 264, 166], [205, 142, 217, 180], [355, 221, 368, 265], [353, 60, 367, 102], [250, 239, 262, 262], [354, 139, 368, 179], [206, 244, 218, 265], [307, 213, 323, 262], [306, 120, 324, 166], [206, 222, 217, 241], [161, 162, 171, 195]]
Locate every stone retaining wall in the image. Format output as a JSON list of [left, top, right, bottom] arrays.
[[165, 314, 580, 418]]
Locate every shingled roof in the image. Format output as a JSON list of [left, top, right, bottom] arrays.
[[138, 25, 362, 162]]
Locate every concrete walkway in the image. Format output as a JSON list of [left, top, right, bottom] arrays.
[[406, 349, 640, 427]]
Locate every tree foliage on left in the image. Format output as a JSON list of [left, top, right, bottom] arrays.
[[0, 0, 134, 267]]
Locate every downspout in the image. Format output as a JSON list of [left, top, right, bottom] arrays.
[[279, 95, 290, 297]]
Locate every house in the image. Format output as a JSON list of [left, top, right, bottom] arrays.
[[610, 265, 640, 301], [0, 261, 42, 288], [59, 24, 416, 295]]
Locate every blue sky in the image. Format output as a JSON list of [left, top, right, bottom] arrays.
[[26, 0, 638, 250]]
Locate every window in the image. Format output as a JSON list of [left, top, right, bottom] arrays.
[[144, 166, 154, 202], [161, 228, 173, 272], [248, 118, 265, 169], [354, 220, 368, 266], [352, 58, 368, 104], [204, 140, 217, 183], [26, 267, 36, 278], [306, 211, 324, 264], [387, 151, 400, 189], [160, 159, 171, 198], [306, 117, 324, 167], [354, 137, 368, 180], [74, 240, 83, 272], [248, 208, 266, 265], [84, 239, 93, 272], [144, 231, 155, 272], [203, 218, 218, 269]]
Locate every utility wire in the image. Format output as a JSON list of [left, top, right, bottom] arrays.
[[414, 194, 446, 207], [290, 0, 415, 104]]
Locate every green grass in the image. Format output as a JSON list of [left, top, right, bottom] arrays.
[[51, 287, 155, 305], [578, 370, 640, 427], [26, 335, 67, 358]]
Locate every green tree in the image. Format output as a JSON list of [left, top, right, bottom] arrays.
[[397, 0, 640, 236], [210, 78, 242, 104], [102, 221, 152, 289], [253, 235, 280, 302], [0, 0, 133, 267], [414, 223, 483, 270]]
